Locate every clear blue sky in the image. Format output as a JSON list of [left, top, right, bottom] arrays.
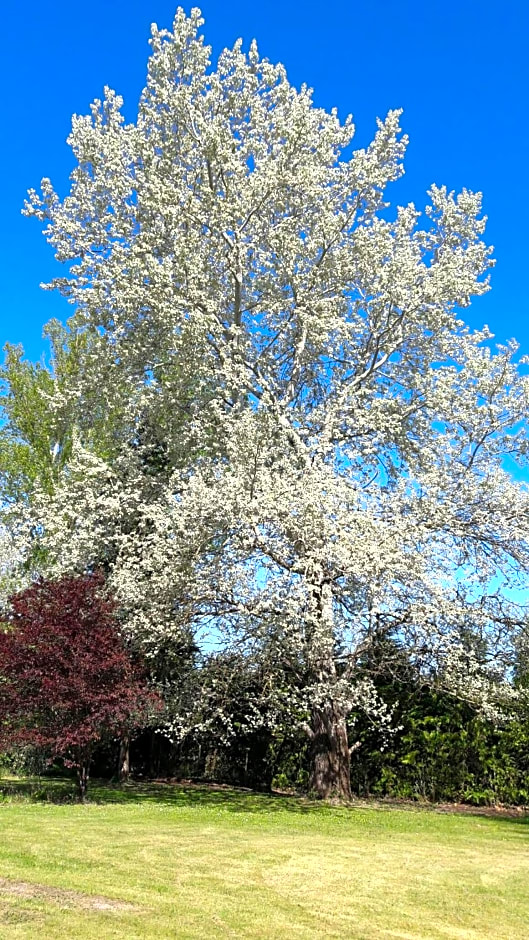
[[1, 0, 528, 362]]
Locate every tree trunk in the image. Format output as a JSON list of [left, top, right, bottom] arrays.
[[308, 703, 352, 800], [305, 575, 352, 800], [204, 747, 219, 780], [77, 762, 89, 803], [118, 736, 131, 782]]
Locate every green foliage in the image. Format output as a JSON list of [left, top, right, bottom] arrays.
[[349, 676, 529, 805], [0, 342, 66, 501]]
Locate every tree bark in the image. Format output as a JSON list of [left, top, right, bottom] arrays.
[[308, 703, 352, 800], [77, 761, 89, 803], [118, 735, 131, 782], [306, 577, 352, 800], [204, 747, 219, 779]]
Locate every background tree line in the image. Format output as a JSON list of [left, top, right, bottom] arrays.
[[2, 577, 528, 805]]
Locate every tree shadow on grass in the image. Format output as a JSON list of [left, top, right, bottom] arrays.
[[1, 776, 528, 825], [0, 775, 321, 814], [97, 779, 328, 814], [0, 776, 78, 804]]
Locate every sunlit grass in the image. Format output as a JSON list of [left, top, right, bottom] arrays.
[[0, 777, 527, 938]]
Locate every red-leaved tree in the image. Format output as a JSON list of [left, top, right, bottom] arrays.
[[0, 572, 156, 800]]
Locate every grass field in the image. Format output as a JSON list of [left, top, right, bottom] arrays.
[[0, 778, 527, 939]]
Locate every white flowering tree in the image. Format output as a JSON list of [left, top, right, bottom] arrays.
[[11, 7, 529, 798]]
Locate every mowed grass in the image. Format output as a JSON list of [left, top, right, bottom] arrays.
[[0, 779, 528, 938]]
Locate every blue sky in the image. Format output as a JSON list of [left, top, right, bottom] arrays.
[[1, 0, 527, 363]]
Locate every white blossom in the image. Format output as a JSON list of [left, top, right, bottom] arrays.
[[6, 8, 529, 794]]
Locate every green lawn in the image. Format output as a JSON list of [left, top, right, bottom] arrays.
[[0, 778, 527, 938]]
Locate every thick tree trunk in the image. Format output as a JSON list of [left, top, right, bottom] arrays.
[[308, 703, 352, 800], [118, 736, 131, 782], [304, 575, 352, 800]]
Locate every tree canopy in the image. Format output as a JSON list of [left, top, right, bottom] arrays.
[[2, 8, 528, 798], [0, 573, 154, 798]]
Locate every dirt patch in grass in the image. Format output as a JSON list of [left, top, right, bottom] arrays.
[[434, 801, 528, 819], [0, 877, 140, 912], [346, 796, 528, 819]]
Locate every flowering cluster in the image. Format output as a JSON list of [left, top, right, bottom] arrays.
[[3, 8, 528, 795]]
